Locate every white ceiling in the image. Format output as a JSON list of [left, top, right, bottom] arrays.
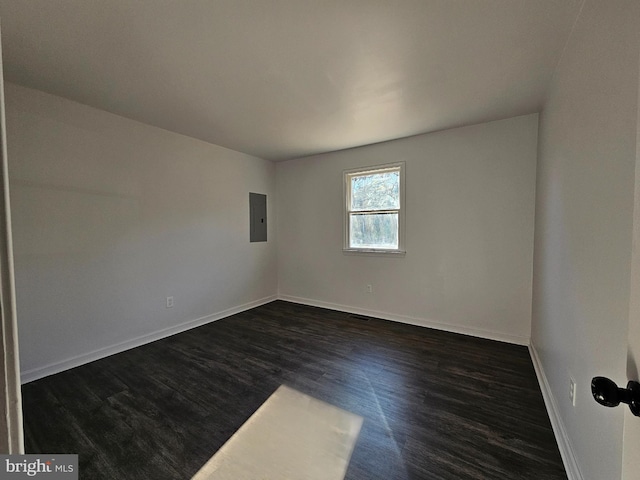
[[0, 0, 582, 161]]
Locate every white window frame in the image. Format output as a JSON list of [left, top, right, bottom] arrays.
[[343, 162, 406, 255]]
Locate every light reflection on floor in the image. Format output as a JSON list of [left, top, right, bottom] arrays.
[[191, 385, 363, 480]]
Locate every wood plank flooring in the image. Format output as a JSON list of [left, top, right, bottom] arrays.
[[22, 301, 567, 479]]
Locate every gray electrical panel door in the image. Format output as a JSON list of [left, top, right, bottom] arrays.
[[250, 193, 267, 242]]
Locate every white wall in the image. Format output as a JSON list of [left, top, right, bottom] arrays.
[[531, 2, 640, 479], [6, 83, 277, 382], [277, 115, 538, 344]]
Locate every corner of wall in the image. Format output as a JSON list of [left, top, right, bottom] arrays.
[[529, 341, 584, 480]]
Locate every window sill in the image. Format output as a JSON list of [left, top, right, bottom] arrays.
[[342, 248, 406, 256]]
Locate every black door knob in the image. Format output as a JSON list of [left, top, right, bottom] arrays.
[[591, 376, 640, 416]]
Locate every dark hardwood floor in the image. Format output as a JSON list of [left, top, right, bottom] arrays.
[[22, 300, 567, 479]]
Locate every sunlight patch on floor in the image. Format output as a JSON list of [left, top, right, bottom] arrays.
[[192, 385, 363, 480]]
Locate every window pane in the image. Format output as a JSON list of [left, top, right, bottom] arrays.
[[350, 171, 399, 211], [349, 212, 398, 249]]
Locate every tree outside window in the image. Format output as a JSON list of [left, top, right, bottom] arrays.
[[344, 163, 405, 253]]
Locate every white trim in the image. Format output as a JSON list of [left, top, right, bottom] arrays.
[[529, 341, 583, 480], [342, 248, 406, 256], [0, 22, 24, 453], [20, 295, 277, 384], [277, 294, 530, 346]]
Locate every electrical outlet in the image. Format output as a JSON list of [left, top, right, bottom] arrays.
[[366, 284, 373, 293], [570, 378, 576, 406], [166, 296, 174, 308]]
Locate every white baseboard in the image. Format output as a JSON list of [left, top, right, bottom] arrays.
[[277, 294, 530, 346], [22, 292, 578, 479], [20, 295, 278, 384], [529, 342, 583, 480]]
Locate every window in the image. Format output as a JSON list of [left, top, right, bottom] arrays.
[[344, 162, 405, 253]]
